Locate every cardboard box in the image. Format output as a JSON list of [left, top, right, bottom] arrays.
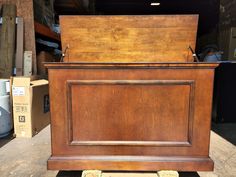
[[12, 77, 50, 138]]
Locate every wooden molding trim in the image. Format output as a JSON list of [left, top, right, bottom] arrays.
[[47, 155, 214, 171], [45, 62, 219, 69]]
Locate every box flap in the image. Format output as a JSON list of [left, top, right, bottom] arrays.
[[12, 76, 45, 87], [31, 79, 48, 87], [13, 77, 31, 87], [60, 15, 198, 63]]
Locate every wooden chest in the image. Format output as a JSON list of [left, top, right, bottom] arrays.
[[46, 15, 218, 172]]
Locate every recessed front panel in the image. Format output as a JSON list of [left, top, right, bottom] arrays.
[[47, 63, 217, 171], [67, 80, 195, 147]]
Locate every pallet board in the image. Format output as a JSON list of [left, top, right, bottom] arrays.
[[0, 4, 16, 78], [82, 171, 179, 177]]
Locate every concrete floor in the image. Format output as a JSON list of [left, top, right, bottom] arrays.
[[0, 124, 235, 177]]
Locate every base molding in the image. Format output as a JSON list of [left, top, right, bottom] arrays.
[[47, 156, 214, 171]]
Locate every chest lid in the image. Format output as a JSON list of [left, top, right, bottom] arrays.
[[60, 15, 198, 63]]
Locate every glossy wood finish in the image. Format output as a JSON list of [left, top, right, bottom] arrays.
[[46, 62, 218, 171], [60, 15, 198, 62]]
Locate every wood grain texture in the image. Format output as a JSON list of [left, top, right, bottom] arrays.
[[0, 0, 36, 74], [45, 62, 218, 69], [60, 15, 198, 63], [34, 21, 60, 41], [102, 172, 157, 177], [67, 80, 195, 147], [46, 62, 218, 171], [48, 156, 214, 171], [0, 4, 16, 78]]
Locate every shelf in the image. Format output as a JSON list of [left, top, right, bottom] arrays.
[[34, 21, 60, 41]]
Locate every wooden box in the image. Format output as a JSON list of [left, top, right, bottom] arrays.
[[46, 15, 218, 172]]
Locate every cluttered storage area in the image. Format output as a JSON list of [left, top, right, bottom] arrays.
[[0, 1, 236, 177]]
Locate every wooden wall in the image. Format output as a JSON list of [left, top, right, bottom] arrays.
[[0, 0, 36, 74]]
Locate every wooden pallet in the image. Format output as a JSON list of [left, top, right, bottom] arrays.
[[82, 170, 179, 177]]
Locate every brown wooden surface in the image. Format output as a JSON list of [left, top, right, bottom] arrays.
[[60, 15, 198, 63], [0, 0, 36, 74], [0, 4, 16, 78], [45, 62, 218, 69], [46, 62, 218, 171], [34, 22, 60, 41]]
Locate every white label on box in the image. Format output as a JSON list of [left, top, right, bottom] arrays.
[[5, 81, 10, 93], [12, 87, 25, 96]]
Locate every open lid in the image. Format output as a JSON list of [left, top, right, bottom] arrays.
[[60, 15, 198, 63]]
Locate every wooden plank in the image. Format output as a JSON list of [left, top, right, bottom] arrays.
[[0, 4, 16, 78], [102, 171, 179, 177], [60, 15, 198, 63], [34, 21, 60, 41], [0, 17, 24, 76], [102, 173, 157, 177], [15, 17, 24, 76], [82, 170, 102, 177], [0, 0, 37, 74]]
